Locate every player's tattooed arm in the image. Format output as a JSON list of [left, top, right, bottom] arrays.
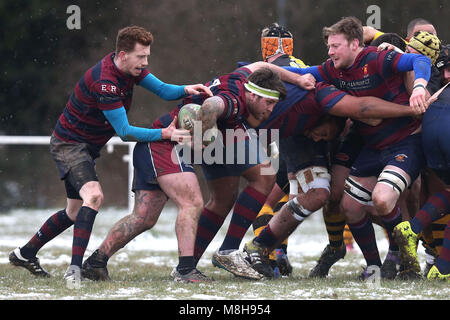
[[197, 96, 225, 133]]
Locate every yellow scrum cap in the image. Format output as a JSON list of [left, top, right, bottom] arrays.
[[408, 31, 441, 64]]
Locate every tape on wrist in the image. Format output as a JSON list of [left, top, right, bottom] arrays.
[[413, 83, 426, 90]]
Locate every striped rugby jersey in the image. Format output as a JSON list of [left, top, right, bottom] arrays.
[[318, 46, 420, 150], [152, 67, 253, 144], [260, 82, 347, 138], [53, 52, 149, 152]]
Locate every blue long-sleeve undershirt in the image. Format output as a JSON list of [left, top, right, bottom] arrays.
[[103, 107, 162, 142], [102, 73, 189, 142], [284, 66, 323, 81], [284, 52, 431, 82], [396, 53, 431, 81], [138, 73, 187, 100]]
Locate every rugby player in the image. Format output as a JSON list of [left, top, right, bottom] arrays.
[[81, 61, 315, 283], [8, 26, 211, 289], [285, 16, 433, 280]]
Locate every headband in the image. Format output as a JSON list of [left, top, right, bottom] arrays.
[[244, 81, 280, 100]]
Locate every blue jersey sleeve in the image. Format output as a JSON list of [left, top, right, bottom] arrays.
[[396, 53, 431, 81], [103, 107, 162, 142], [284, 66, 324, 82], [138, 73, 187, 100]]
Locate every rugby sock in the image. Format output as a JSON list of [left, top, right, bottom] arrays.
[[322, 210, 346, 249], [343, 224, 354, 249], [348, 216, 382, 266], [431, 215, 450, 255], [435, 220, 450, 275], [252, 204, 275, 237], [381, 205, 402, 251], [176, 256, 196, 275], [194, 208, 226, 262], [273, 195, 288, 212], [71, 206, 98, 267], [410, 191, 450, 234], [20, 209, 74, 259], [254, 224, 277, 248], [274, 195, 289, 253], [219, 186, 266, 252]]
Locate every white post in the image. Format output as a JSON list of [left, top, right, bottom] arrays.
[[0, 135, 135, 213], [124, 142, 136, 213]]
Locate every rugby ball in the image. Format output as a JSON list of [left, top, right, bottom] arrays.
[[178, 103, 218, 146], [178, 103, 201, 131]]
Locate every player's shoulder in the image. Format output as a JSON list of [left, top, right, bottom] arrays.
[[86, 53, 122, 90], [230, 66, 252, 79], [315, 82, 346, 99]]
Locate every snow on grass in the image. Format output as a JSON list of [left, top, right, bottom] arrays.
[[0, 206, 447, 300]]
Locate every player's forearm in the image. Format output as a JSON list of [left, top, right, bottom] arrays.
[[139, 73, 186, 100], [197, 96, 224, 133], [355, 96, 417, 118], [246, 61, 300, 84], [103, 108, 162, 142]]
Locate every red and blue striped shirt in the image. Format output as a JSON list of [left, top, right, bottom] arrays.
[[53, 52, 149, 151], [318, 46, 421, 150]]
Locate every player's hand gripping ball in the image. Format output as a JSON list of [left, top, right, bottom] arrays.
[[178, 103, 218, 146], [178, 103, 200, 132]]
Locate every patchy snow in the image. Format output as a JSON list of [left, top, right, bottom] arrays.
[[0, 206, 444, 300]]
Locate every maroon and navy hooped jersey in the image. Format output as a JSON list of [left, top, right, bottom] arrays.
[[261, 82, 347, 138], [318, 46, 420, 150], [152, 67, 252, 142], [53, 52, 149, 151]]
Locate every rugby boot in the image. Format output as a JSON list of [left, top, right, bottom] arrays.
[[243, 239, 274, 278], [275, 248, 292, 276], [212, 249, 263, 280], [380, 250, 401, 279], [308, 244, 346, 278], [170, 268, 213, 283], [9, 247, 50, 278], [81, 249, 111, 281], [393, 221, 420, 273], [396, 263, 423, 280], [426, 265, 450, 282], [64, 265, 82, 289], [359, 265, 380, 281]]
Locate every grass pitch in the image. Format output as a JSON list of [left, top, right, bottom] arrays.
[[0, 207, 448, 301]]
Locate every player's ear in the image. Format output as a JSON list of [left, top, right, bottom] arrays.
[[118, 50, 128, 61]]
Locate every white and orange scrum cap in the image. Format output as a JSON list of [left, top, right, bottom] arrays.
[[261, 23, 294, 61]]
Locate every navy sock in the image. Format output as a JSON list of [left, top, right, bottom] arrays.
[[219, 186, 266, 251], [255, 224, 277, 249], [411, 191, 450, 234], [177, 256, 196, 275], [381, 205, 402, 251], [348, 216, 382, 267], [194, 208, 226, 263], [71, 206, 98, 267], [21, 209, 73, 259]]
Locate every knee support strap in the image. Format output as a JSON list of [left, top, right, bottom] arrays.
[[295, 166, 331, 194], [344, 176, 373, 206], [287, 197, 312, 222], [377, 169, 408, 195]]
